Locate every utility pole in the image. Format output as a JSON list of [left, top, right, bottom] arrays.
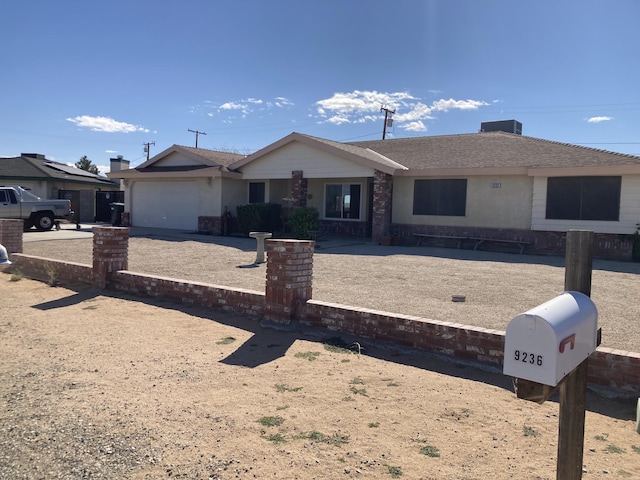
[[143, 141, 155, 162], [188, 129, 207, 148], [380, 106, 395, 140]]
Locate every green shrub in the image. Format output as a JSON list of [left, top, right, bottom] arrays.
[[236, 203, 282, 236], [289, 206, 319, 239]]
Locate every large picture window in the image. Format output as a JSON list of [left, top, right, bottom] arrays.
[[545, 176, 621, 221], [413, 179, 467, 216], [325, 183, 361, 219]]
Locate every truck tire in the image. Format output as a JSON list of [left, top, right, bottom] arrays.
[[34, 212, 55, 231]]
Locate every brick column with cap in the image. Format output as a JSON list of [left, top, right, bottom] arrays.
[[93, 226, 129, 288], [264, 239, 314, 324], [0, 219, 24, 256]]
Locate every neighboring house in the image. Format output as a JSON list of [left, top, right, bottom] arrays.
[[106, 145, 245, 231], [108, 122, 640, 259], [0, 153, 121, 223]]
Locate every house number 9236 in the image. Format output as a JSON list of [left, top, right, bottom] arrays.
[[514, 350, 543, 366]]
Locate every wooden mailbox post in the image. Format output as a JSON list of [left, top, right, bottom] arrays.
[[504, 230, 596, 480]]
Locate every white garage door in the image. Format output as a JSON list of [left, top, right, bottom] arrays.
[[131, 182, 199, 230]]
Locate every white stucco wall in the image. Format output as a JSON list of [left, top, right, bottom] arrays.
[[221, 178, 247, 216], [393, 175, 533, 229], [531, 174, 640, 234], [240, 143, 375, 179]]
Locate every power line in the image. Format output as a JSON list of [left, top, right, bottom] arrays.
[[188, 129, 207, 148], [380, 106, 395, 140], [142, 141, 155, 162]]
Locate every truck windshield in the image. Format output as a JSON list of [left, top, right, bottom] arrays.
[[15, 187, 42, 201]]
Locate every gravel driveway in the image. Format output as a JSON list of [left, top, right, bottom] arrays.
[[21, 226, 640, 353]]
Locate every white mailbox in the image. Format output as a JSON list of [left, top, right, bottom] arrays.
[[503, 291, 597, 387]]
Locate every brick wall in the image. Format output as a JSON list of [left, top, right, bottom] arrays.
[[110, 271, 264, 317], [393, 224, 634, 260], [301, 301, 505, 365], [301, 300, 640, 395], [5, 219, 639, 396], [320, 219, 370, 237], [10, 255, 94, 285], [0, 219, 24, 255], [198, 215, 222, 235]]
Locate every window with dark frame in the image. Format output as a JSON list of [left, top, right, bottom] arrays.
[[324, 183, 361, 219], [545, 176, 621, 221], [413, 179, 467, 216], [248, 182, 265, 204]]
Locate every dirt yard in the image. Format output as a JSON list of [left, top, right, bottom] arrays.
[[1, 275, 639, 479]]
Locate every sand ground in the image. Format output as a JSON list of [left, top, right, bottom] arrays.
[[1, 230, 639, 478]]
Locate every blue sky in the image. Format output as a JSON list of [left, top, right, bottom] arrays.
[[1, 0, 639, 172]]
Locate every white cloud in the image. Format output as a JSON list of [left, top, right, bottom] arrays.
[[327, 115, 351, 125], [316, 90, 416, 115], [430, 98, 488, 111], [212, 96, 294, 120], [403, 121, 427, 132], [219, 102, 244, 111], [587, 116, 613, 123], [314, 90, 488, 131], [66, 115, 149, 133]]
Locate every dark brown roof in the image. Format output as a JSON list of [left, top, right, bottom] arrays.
[[0, 155, 119, 186], [350, 131, 640, 170], [175, 145, 245, 168]]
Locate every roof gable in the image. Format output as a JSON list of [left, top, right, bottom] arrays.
[[137, 145, 244, 170], [230, 132, 407, 175]]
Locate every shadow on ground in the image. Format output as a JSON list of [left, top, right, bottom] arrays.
[[29, 283, 637, 422]]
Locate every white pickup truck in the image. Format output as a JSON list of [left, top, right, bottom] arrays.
[[0, 185, 74, 231]]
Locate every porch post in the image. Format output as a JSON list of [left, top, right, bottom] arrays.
[[372, 170, 393, 241], [291, 170, 308, 207]]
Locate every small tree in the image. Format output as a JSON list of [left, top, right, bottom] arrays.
[[75, 155, 99, 175]]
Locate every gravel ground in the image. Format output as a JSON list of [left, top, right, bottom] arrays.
[[20, 228, 640, 353]]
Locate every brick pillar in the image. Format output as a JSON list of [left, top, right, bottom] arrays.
[[0, 219, 24, 255], [291, 170, 308, 207], [93, 226, 129, 288], [264, 239, 314, 324], [372, 170, 393, 241]]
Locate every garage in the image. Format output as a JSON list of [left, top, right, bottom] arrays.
[[131, 181, 199, 230]]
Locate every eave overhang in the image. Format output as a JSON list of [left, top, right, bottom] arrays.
[[107, 168, 242, 180]]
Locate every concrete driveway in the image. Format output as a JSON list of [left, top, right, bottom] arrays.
[[22, 222, 101, 243]]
